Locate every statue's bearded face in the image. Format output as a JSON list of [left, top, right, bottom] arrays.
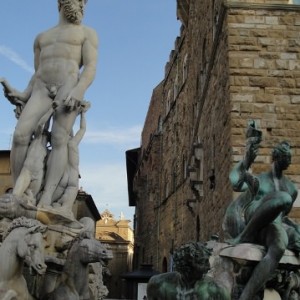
[[60, 0, 86, 25]]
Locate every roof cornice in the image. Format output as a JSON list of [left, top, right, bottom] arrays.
[[224, 1, 300, 11]]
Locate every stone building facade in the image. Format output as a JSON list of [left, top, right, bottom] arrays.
[[96, 210, 134, 299], [126, 0, 300, 272], [0, 150, 13, 194]]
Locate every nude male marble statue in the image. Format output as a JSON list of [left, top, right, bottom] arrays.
[[1, 0, 98, 213]]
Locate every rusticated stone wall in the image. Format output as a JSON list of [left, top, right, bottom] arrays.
[[130, 0, 300, 272], [228, 4, 300, 178], [228, 2, 300, 218]]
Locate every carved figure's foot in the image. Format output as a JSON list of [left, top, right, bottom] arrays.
[[21, 201, 37, 210], [37, 203, 53, 211], [20, 195, 37, 208], [37, 194, 52, 209], [52, 202, 62, 208]]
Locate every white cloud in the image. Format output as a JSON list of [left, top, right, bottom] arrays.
[[79, 162, 135, 221], [84, 125, 142, 146], [74, 125, 141, 222], [0, 45, 34, 74]]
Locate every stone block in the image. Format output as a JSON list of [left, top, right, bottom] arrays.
[[249, 76, 278, 87]]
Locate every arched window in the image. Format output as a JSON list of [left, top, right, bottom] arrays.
[[183, 53, 188, 83], [173, 73, 179, 101], [172, 160, 177, 192], [164, 171, 169, 199], [157, 116, 163, 133], [165, 89, 171, 116], [182, 155, 187, 180], [162, 257, 168, 273], [212, 0, 219, 41], [199, 38, 207, 92], [202, 38, 207, 72], [196, 215, 200, 242]]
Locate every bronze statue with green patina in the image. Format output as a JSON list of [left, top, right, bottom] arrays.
[[147, 242, 230, 300], [225, 121, 298, 300]]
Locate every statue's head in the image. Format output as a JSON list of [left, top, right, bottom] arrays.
[[272, 141, 291, 170], [173, 242, 211, 281], [58, 0, 87, 24]]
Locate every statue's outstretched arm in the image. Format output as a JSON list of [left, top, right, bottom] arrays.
[[72, 102, 90, 145], [230, 120, 262, 192], [0, 37, 40, 118]]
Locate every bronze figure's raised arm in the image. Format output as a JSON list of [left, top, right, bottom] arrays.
[[224, 121, 298, 300]]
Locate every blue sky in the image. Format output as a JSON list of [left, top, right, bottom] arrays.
[[0, 1, 181, 222]]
